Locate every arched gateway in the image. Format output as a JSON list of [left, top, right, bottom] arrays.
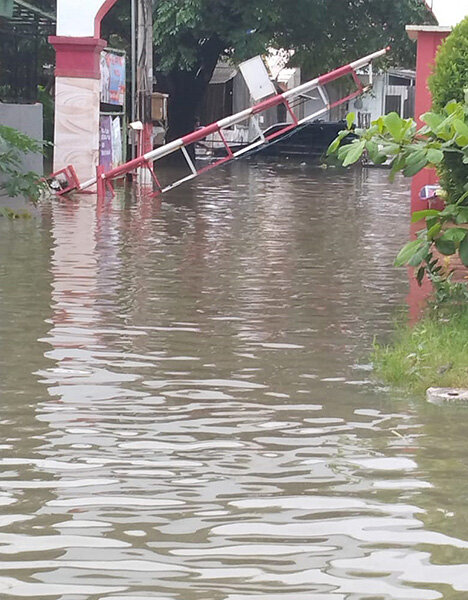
[[49, 0, 119, 182]]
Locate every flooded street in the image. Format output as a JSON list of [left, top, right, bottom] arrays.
[[1, 163, 467, 599]]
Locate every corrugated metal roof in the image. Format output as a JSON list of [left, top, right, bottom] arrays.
[[209, 61, 238, 85]]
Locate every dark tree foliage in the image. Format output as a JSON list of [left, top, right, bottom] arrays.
[[103, 0, 435, 140], [0, 0, 55, 103], [151, 0, 435, 140]]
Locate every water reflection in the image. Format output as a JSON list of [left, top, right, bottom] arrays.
[[0, 163, 467, 599]]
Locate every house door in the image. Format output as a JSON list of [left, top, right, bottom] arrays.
[[385, 95, 401, 116]]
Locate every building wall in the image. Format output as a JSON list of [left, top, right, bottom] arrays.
[[0, 103, 43, 175], [349, 73, 415, 126]]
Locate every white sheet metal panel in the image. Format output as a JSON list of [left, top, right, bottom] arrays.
[[238, 56, 276, 102]]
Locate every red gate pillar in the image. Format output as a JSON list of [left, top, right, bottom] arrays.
[[406, 26, 451, 213], [49, 36, 107, 183], [49, 0, 119, 184]]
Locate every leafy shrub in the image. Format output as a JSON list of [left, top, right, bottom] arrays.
[[0, 125, 46, 203], [327, 101, 468, 279], [429, 17, 468, 204], [429, 17, 468, 109]]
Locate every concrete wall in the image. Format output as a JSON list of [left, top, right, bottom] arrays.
[[0, 103, 44, 175]]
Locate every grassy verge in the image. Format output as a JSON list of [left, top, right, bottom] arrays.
[[372, 303, 468, 396]]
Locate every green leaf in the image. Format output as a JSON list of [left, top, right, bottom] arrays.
[[416, 265, 426, 286], [403, 156, 428, 177], [326, 130, 351, 155], [427, 223, 442, 239], [346, 112, 355, 130], [342, 139, 366, 167], [384, 112, 404, 141], [365, 139, 378, 160], [421, 111, 444, 131], [445, 100, 458, 115], [337, 144, 351, 162], [435, 238, 456, 255], [459, 233, 468, 266], [408, 242, 431, 267], [426, 148, 444, 164], [411, 209, 441, 223], [327, 137, 342, 155], [405, 149, 426, 165], [456, 137, 468, 148], [455, 207, 468, 224], [379, 142, 400, 155], [394, 240, 424, 267], [453, 119, 468, 138], [440, 227, 468, 243], [389, 155, 406, 182]]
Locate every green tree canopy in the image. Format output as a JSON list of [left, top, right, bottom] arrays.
[[149, 0, 435, 139]]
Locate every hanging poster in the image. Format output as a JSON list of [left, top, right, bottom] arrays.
[[100, 51, 126, 105], [99, 115, 113, 172]]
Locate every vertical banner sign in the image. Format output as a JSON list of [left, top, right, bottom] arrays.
[[99, 115, 113, 171], [100, 51, 126, 105]]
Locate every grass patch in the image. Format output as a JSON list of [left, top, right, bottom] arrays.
[[0, 206, 32, 219], [372, 304, 468, 396]]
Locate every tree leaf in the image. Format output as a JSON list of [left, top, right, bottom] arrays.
[[453, 119, 468, 138], [408, 242, 431, 267], [384, 112, 404, 141], [406, 149, 426, 165], [327, 137, 342, 155], [411, 209, 440, 223], [416, 265, 426, 285], [427, 223, 442, 239], [342, 140, 366, 167], [327, 129, 351, 155], [394, 240, 424, 267], [435, 238, 456, 255], [426, 148, 444, 164], [455, 207, 468, 224], [403, 156, 428, 176], [346, 112, 355, 130], [421, 111, 444, 131], [440, 227, 468, 243], [459, 232, 468, 266]]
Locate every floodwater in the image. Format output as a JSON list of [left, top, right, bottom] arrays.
[[0, 162, 467, 600]]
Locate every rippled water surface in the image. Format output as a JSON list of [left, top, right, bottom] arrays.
[[1, 163, 467, 599]]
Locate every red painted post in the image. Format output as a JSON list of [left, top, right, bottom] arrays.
[[406, 26, 451, 212], [96, 165, 106, 201]]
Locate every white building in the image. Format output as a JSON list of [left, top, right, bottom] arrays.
[[352, 69, 416, 127]]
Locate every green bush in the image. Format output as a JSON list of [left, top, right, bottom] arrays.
[[429, 17, 468, 204], [327, 102, 468, 277], [0, 125, 46, 202], [429, 17, 468, 109]]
